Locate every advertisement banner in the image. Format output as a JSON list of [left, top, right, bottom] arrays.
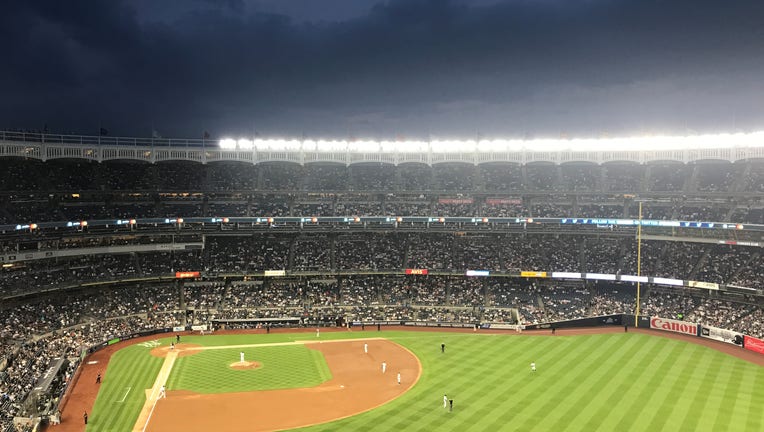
[[485, 198, 522, 205], [175, 271, 200, 279], [699, 325, 743, 346], [688, 281, 719, 290], [264, 270, 286, 277], [191, 324, 208, 331], [650, 317, 698, 336], [438, 198, 474, 204], [520, 271, 547, 278], [405, 268, 429, 275], [744, 335, 764, 355]]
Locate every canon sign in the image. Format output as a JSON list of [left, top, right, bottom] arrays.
[[650, 317, 698, 336]]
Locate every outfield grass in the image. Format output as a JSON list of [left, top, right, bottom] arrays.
[[89, 331, 764, 432]]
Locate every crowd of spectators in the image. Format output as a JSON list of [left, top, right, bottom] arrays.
[[1, 159, 763, 226], [2, 231, 762, 300]]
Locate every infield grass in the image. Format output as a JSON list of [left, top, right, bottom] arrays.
[[167, 345, 331, 393], [88, 331, 764, 432]]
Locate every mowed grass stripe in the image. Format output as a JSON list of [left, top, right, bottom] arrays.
[[458, 336, 577, 432], [87, 344, 163, 432], [511, 335, 625, 431], [739, 366, 763, 422], [547, 334, 649, 431], [658, 344, 719, 431], [680, 350, 730, 430], [745, 368, 764, 431], [574, 335, 666, 432], [384, 335, 516, 431], [412, 336, 534, 431], [711, 361, 744, 431], [598, 337, 683, 431], [482, 335, 620, 431], [646, 342, 724, 431], [667, 345, 717, 431]]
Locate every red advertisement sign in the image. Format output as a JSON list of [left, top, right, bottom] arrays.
[[744, 335, 764, 355], [650, 317, 697, 336], [175, 271, 200, 279], [405, 269, 429, 275]]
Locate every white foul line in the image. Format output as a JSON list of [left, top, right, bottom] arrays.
[[116, 387, 131, 403]]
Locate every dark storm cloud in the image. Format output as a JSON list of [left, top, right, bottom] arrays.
[[2, 0, 763, 138]]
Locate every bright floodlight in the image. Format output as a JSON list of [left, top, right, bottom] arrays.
[[219, 131, 764, 153]]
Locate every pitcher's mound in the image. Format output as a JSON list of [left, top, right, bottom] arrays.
[[230, 361, 262, 370]]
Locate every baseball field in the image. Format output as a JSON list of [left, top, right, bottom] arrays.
[[58, 328, 764, 431]]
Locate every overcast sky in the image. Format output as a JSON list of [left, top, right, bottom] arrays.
[[2, 0, 763, 139]]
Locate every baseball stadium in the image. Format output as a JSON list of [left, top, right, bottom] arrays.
[[0, 131, 763, 431]]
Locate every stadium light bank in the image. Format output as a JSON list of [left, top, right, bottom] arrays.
[[218, 132, 764, 153]]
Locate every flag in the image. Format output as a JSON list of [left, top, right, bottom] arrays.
[[99, 127, 109, 136], [203, 131, 210, 139], [152, 129, 162, 139]]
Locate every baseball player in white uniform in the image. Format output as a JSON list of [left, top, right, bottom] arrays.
[[397, 372, 401, 385], [240, 351, 245, 363], [159, 385, 166, 399], [443, 394, 448, 408], [364, 343, 368, 354], [382, 361, 387, 373], [531, 362, 536, 372]]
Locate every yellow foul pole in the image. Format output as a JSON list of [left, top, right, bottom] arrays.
[[635, 201, 642, 326]]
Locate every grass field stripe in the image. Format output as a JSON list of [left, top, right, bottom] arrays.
[[589, 335, 674, 431], [632, 342, 700, 431], [547, 334, 653, 431], [455, 337, 565, 430], [745, 367, 764, 432], [733, 362, 764, 430], [644, 343, 720, 431], [510, 335, 626, 430], [427, 337, 516, 430], [514, 334, 638, 430], [711, 361, 744, 430], [676, 347, 727, 431], [665, 346, 726, 430], [573, 335, 666, 432], [609, 337, 684, 431], [655, 344, 717, 431], [476, 336, 608, 431], [477, 335, 614, 430]]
